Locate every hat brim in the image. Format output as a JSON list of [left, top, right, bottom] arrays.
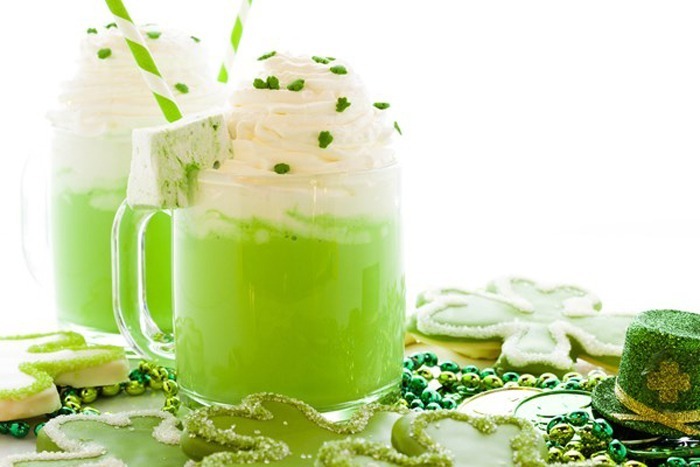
[[592, 377, 699, 439]]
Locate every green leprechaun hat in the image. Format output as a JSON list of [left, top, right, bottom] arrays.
[[592, 309, 700, 438]]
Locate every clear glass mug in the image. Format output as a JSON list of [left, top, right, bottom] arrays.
[[113, 164, 405, 411]]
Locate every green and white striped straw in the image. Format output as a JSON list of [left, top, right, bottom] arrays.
[[218, 0, 253, 83], [104, 0, 183, 123]]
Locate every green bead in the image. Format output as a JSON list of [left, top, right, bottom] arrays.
[[537, 372, 557, 384], [461, 365, 480, 375], [422, 352, 438, 367], [592, 418, 614, 440], [410, 353, 426, 367], [665, 458, 688, 467], [437, 371, 457, 387], [584, 374, 606, 391], [481, 375, 504, 390], [547, 423, 575, 445], [33, 422, 45, 436], [538, 376, 560, 390], [547, 446, 563, 462], [440, 398, 458, 410], [560, 380, 582, 391], [624, 462, 648, 467], [59, 387, 78, 398], [81, 407, 101, 416], [518, 374, 537, 387], [546, 415, 567, 433], [404, 392, 418, 403], [100, 383, 122, 397], [566, 410, 589, 427], [409, 376, 429, 393], [403, 357, 416, 371], [402, 368, 413, 385], [588, 369, 607, 379], [9, 422, 30, 438], [416, 368, 434, 380], [565, 440, 583, 453], [561, 449, 585, 463], [578, 426, 605, 451], [138, 361, 153, 373], [65, 400, 81, 411], [460, 373, 481, 389], [149, 367, 169, 382], [162, 380, 179, 396], [607, 439, 627, 463], [688, 462, 700, 467], [502, 372, 520, 383], [421, 389, 442, 405], [149, 378, 164, 390], [410, 399, 424, 410], [590, 453, 616, 466], [440, 361, 460, 373], [0, 422, 9, 435], [57, 407, 77, 416], [164, 396, 181, 410], [425, 402, 442, 411], [125, 380, 146, 396], [563, 372, 583, 382], [129, 368, 147, 383], [479, 368, 497, 378], [80, 387, 98, 404]]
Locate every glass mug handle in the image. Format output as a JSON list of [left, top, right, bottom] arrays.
[[112, 200, 175, 366]]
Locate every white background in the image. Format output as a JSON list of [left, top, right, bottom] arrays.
[[2, 0, 700, 334]]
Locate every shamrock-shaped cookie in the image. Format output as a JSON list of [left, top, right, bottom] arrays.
[[0, 332, 129, 421], [318, 410, 547, 466], [3, 410, 187, 466], [181, 393, 407, 465], [408, 277, 635, 375]]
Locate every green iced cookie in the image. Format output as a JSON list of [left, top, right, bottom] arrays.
[[5, 410, 188, 466], [0, 332, 129, 421], [181, 393, 407, 465], [408, 277, 635, 375]]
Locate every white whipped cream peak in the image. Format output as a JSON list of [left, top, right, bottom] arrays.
[[49, 25, 225, 135], [222, 52, 397, 176]]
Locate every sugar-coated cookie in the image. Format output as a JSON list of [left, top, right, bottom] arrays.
[[408, 277, 635, 375], [2, 410, 184, 466], [0, 332, 129, 421]]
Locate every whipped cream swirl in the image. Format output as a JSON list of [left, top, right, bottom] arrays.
[[223, 52, 396, 175], [49, 26, 225, 135]]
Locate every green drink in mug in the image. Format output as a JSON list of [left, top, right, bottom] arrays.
[[46, 26, 223, 335], [114, 53, 405, 410]]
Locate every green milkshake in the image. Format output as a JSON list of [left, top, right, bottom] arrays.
[[49, 25, 223, 334], [116, 52, 404, 410]]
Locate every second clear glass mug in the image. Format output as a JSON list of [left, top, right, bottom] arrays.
[[113, 164, 405, 411]]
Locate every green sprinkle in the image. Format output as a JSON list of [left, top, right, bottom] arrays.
[[258, 51, 277, 61], [97, 48, 112, 60], [373, 102, 391, 110], [326, 56, 336, 61], [330, 66, 348, 75], [87, 28, 98, 34], [105, 23, 117, 29], [312, 56, 330, 64], [191, 36, 201, 43], [253, 78, 268, 89], [146, 31, 162, 39], [286, 79, 305, 92], [174, 83, 189, 94], [273, 163, 291, 174], [318, 131, 334, 149], [336, 97, 351, 113], [266, 76, 280, 90], [394, 121, 403, 135], [213, 161, 221, 170]]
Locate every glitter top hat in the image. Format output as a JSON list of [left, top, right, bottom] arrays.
[[592, 309, 700, 438]]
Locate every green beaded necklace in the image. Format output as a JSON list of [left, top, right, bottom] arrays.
[[0, 360, 180, 439]]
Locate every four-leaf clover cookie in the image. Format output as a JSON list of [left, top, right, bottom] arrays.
[[408, 277, 635, 375], [0, 332, 129, 421]]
